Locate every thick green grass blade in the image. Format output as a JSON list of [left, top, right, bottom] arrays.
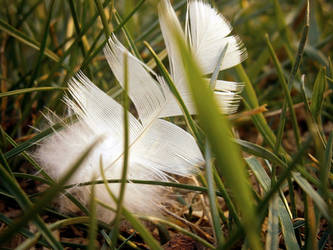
[[0, 139, 99, 246], [171, 20, 262, 250], [0, 87, 66, 98]]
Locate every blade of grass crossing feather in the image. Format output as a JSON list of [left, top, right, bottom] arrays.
[[0, 163, 63, 249], [0, 87, 66, 98], [144, 41, 203, 145], [0, 139, 99, 245], [246, 157, 299, 250], [205, 144, 224, 247], [99, 161, 162, 250], [210, 44, 228, 89], [310, 68, 327, 121], [88, 182, 97, 250], [265, 34, 301, 150], [172, 25, 262, 250], [0, 19, 59, 62], [111, 53, 130, 249]]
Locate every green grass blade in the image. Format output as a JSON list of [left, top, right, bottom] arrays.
[[88, 182, 97, 250], [0, 87, 66, 98], [94, 0, 112, 37], [265, 34, 301, 149], [205, 144, 224, 247], [110, 53, 130, 248], [172, 22, 262, 250]]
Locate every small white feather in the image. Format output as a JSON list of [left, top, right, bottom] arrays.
[[186, 0, 247, 74], [158, 0, 247, 116]]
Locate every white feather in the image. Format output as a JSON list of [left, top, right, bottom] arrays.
[[186, 0, 247, 74], [158, 0, 247, 116], [34, 69, 204, 221]]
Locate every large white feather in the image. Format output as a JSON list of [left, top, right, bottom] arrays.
[[34, 70, 204, 221]]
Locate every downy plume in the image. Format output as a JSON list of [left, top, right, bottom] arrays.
[[34, 42, 204, 221], [158, 0, 247, 116]]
